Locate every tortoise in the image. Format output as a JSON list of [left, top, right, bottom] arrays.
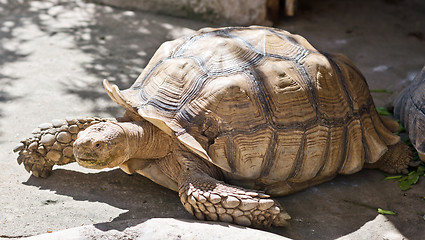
[[394, 66, 425, 162], [14, 26, 412, 228]]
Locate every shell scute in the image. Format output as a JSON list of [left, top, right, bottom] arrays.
[[289, 125, 329, 183], [256, 59, 316, 126]]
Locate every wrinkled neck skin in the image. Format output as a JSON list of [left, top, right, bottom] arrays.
[[116, 120, 223, 185], [118, 120, 172, 161]]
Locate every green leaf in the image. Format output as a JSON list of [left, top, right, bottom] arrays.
[[398, 176, 408, 182], [376, 107, 392, 116], [384, 175, 402, 180], [378, 208, 397, 215], [408, 174, 420, 185], [398, 181, 412, 191], [394, 123, 405, 135]]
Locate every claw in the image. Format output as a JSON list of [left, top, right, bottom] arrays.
[[17, 154, 25, 165], [24, 162, 33, 173], [408, 160, 421, 167], [272, 212, 291, 227], [13, 143, 25, 152], [32, 169, 40, 178], [180, 180, 290, 228]]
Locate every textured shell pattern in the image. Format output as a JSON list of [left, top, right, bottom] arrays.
[[394, 66, 425, 161], [117, 26, 399, 194]]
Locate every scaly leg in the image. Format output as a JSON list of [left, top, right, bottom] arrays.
[[14, 117, 115, 177], [364, 141, 412, 174], [178, 157, 290, 228]]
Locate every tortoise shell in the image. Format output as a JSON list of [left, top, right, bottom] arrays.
[[105, 26, 399, 195], [394, 66, 425, 161]]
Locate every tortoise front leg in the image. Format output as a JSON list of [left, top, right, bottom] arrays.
[[14, 117, 115, 178], [178, 158, 291, 228]]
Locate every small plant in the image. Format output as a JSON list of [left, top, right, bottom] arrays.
[[376, 106, 424, 191]]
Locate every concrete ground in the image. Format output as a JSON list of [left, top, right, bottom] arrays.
[[0, 0, 424, 239]]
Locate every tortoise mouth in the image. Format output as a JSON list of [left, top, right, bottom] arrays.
[[76, 158, 108, 169]]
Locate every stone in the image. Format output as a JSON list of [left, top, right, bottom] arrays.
[[22, 218, 289, 240]]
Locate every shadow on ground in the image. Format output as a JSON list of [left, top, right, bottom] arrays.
[[21, 0, 211, 116], [23, 168, 192, 231], [23, 167, 425, 239], [0, 1, 35, 135]]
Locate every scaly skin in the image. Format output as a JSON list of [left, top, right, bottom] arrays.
[[178, 155, 291, 227], [14, 117, 115, 177], [364, 141, 412, 174]]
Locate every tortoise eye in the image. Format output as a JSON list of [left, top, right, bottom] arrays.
[[94, 143, 101, 148]]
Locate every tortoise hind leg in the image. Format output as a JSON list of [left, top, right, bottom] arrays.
[[14, 117, 115, 177], [364, 141, 412, 174], [178, 157, 290, 227]]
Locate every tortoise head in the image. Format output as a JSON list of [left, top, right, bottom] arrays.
[[73, 122, 130, 169]]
